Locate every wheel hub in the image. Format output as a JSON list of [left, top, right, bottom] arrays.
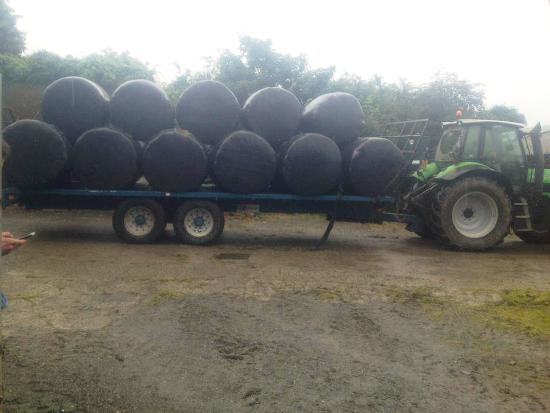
[[451, 191, 498, 239], [124, 206, 155, 237], [463, 208, 474, 219], [134, 214, 146, 226], [193, 216, 205, 227], [184, 208, 214, 238]]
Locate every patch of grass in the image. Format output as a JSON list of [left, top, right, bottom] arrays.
[[482, 289, 550, 338], [500, 289, 550, 306], [309, 287, 343, 301], [12, 292, 41, 301]]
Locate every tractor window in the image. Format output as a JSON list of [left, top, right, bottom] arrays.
[[436, 127, 461, 161], [484, 126, 522, 162], [483, 125, 524, 184], [461, 126, 482, 160]]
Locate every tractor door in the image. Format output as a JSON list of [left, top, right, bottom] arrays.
[[480, 125, 526, 191]]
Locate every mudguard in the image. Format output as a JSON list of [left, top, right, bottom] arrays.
[[433, 161, 496, 182]]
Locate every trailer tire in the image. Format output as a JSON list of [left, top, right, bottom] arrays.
[[431, 176, 511, 250], [113, 199, 166, 244], [173, 201, 224, 245]]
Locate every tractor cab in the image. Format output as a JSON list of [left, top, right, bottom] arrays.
[[405, 117, 548, 250], [417, 119, 544, 194]]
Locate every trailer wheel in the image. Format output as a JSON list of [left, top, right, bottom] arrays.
[[173, 200, 224, 245], [431, 176, 511, 250], [113, 199, 166, 243]]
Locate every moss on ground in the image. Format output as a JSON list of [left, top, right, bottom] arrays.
[[482, 289, 550, 338]]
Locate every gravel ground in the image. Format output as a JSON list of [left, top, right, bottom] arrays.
[[1, 208, 549, 412]]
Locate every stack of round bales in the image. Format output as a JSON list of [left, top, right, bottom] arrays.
[[274, 92, 365, 195], [5, 76, 405, 197]]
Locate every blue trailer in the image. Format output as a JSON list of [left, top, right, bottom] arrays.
[[2, 185, 417, 245]]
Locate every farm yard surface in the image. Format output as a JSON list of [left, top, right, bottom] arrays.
[[1, 208, 549, 412]]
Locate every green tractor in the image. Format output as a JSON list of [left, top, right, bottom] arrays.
[[403, 118, 548, 250]]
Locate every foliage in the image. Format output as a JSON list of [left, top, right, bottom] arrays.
[[0, 23, 527, 134], [167, 36, 335, 105], [0, 49, 154, 92], [0, 0, 25, 55], [483, 104, 526, 124]]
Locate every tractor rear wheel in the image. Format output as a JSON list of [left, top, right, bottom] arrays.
[[431, 176, 511, 250], [514, 229, 550, 244]]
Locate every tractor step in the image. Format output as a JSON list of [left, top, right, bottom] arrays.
[[512, 197, 533, 231]]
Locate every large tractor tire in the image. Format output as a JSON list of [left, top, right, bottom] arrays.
[[513, 229, 550, 244], [430, 176, 511, 250]]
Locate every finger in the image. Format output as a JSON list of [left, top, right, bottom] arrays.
[[5, 238, 26, 245], [2, 232, 14, 238]]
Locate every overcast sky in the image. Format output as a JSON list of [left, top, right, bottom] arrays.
[[9, 0, 550, 124]]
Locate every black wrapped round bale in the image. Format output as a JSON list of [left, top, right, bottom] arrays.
[[176, 80, 240, 146], [41, 77, 110, 144], [343, 137, 405, 196], [301, 92, 365, 146], [242, 87, 302, 148], [212, 130, 276, 193], [281, 133, 342, 195], [142, 130, 207, 192], [110, 80, 174, 141], [3, 120, 69, 188], [72, 128, 138, 189]]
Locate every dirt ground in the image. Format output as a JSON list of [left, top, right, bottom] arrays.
[[1, 208, 549, 412]]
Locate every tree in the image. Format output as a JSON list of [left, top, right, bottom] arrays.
[[0, 0, 25, 55], [77, 50, 154, 93], [167, 36, 335, 104], [483, 104, 526, 124], [0, 49, 154, 92]]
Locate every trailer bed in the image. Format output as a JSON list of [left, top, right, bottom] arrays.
[[2, 186, 414, 244]]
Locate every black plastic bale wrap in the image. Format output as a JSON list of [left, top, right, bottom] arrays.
[[72, 127, 138, 189], [242, 87, 303, 148], [301, 92, 365, 146], [3, 119, 69, 188], [142, 130, 208, 192], [176, 80, 241, 146], [212, 130, 276, 193], [281, 133, 342, 195], [110, 80, 174, 141], [342, 137, 405, 196], [41, 77, 110, 145]]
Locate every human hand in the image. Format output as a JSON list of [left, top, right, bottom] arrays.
[[2, 232, 26, 256]]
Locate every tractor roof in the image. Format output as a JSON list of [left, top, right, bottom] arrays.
[[442, 119, 524, 128]]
